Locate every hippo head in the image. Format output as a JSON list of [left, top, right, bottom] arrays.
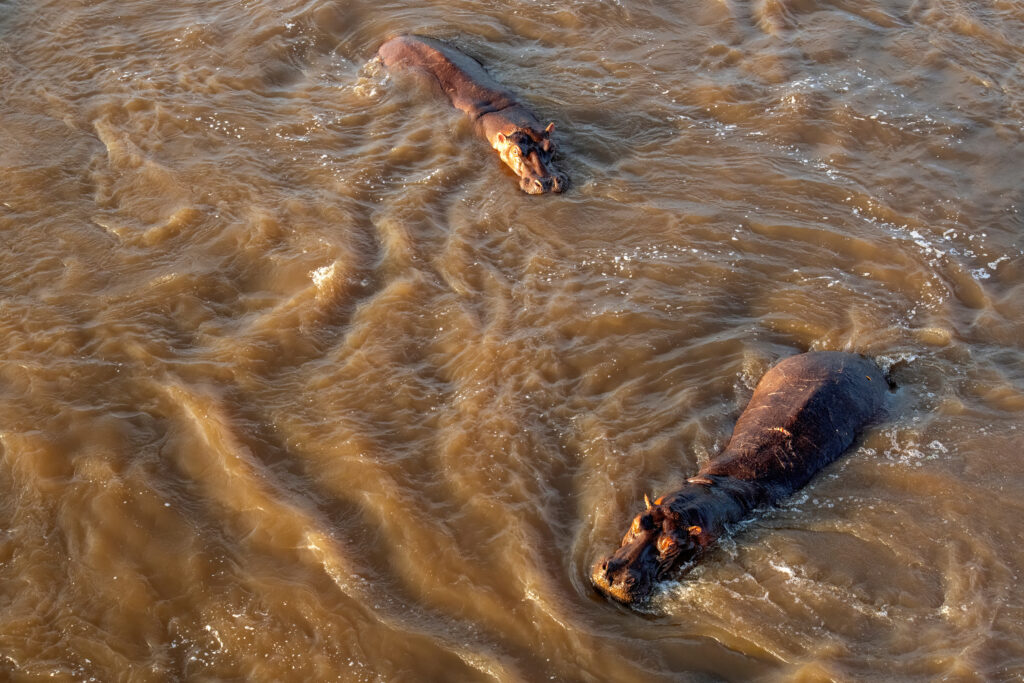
[[591, 494, 710, 605], [494, 122, 568, 194]]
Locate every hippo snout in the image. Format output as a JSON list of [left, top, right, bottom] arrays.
[[520, 171, 568, 195], [591, 553, 655, 604], [521, 176, 553, 194]]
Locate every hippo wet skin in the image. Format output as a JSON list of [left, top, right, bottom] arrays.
[[377, 35, 568, 194], [592, 351, 890, 605]]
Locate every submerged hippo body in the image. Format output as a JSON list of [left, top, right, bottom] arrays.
[[592, 351, 890, 605], [377, 35, 567, 194]]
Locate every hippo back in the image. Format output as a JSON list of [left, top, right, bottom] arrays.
[[702, 352, 887, 498], [377, 35, 518, 117]]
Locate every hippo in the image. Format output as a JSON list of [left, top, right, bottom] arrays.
[[377, 35, 568, 194], [591, 351, 891, 605]]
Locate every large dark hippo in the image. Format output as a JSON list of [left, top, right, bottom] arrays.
[[591, 351, 891, 605], [377, 35, 568, 194]]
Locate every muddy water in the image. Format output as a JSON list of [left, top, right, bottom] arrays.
[[1, 0, 1023, 680]]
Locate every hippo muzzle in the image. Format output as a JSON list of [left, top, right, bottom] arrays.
[[495, 127, 568, 195], [519, 169, 568, 195], [591, 538, 660, 604], [592, 497, 704, 605]]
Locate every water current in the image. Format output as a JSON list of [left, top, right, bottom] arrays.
[[1, 0, 1023, 680]]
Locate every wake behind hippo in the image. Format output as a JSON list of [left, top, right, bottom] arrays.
[[592, 351, 891, 605], [377, 35, 568, 194]]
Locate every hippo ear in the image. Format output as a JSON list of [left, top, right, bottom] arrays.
[[644, 493, 653, 510], [688, 525, 709, 547], [496, 132, 507, 144], [544, 122, 555, 134]]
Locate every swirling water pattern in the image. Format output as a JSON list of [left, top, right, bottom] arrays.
[[1, 0, 1023, 679]]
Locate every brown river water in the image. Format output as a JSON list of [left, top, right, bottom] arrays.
[[2, 0, 1023, 680]]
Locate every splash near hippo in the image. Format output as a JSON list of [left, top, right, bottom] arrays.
[[377, 35, 568, 194], [592, 351, 891, 605]]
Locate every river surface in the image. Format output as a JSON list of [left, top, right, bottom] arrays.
[[2, 0, 1023, 680]]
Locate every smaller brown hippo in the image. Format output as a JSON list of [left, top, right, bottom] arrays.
[[592, 351, 891, 606], [377, 35, 568, 194]]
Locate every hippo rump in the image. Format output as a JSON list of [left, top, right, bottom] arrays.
[[377, 35, 568, 194], [592, 351, 891, 605]]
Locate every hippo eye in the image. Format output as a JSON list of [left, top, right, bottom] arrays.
[[657, 534, 676, 555], [509, 146, 521, 157]]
